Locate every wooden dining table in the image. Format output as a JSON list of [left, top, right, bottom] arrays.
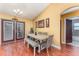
[[27, 33, 49, 53]]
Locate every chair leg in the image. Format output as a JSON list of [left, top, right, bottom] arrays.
[[46, 48, 48, 53], [24, 40, 26, 44], [27, 43, 29, 48], [46, 47, 49, 56], [34, 47, 36, 56], [38, 45, 40, 53]]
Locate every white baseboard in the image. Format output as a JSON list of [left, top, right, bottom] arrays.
[[62, 41, 66, 44], [52, 44, 61, 50], [67, 43, 72, 45]]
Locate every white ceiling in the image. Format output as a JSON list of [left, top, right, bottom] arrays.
[[68, 16, 79, 20], [0, 3, 49, 19], [62, 6, 79, 20], [61, 6, 79, 15]]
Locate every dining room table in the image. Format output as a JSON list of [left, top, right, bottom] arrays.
[[27, 33, 49, 53]]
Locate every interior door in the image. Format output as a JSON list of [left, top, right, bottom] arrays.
[[66, 19, 72, 43], [2, 20, 14, 42], [16, 22, 25, 39]]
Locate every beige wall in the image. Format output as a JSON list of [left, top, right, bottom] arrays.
[[0, 13, 33, 45], [34, 3, 79, 48], [0, 13, 33, 34]]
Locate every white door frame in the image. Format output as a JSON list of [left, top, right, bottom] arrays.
[[63, 18, 66, 44]]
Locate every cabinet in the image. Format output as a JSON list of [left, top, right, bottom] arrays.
[[16, 22, 25, 39], [2, 20, 14, 42], [0, 19, 25, 43]]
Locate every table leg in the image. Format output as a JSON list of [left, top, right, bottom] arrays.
[[24, 40, 26, 44], [38, 45, 41, 53], [34, 47, 36, 56], [27, 43, 29, 48]]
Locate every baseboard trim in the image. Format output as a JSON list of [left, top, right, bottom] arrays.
[[62, 42, 66, 44], [52, 44, 61, 50], [67, 43, 72, 45]]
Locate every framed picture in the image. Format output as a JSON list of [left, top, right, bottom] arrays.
[[38, 20, 44, 28], [46, 18, 49, 27]]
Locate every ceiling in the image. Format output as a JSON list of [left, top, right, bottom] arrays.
[[62, 6, 79, 20], [61, 6, 79, 15], [68, 16, 79, 20], [0, 3, 49, 19]]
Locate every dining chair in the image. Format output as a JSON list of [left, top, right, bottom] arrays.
[[26, 37, 39, 56], [46, 35, 53, 54], [38, 32, 48, 35], [42, 32, 48, 35], [38, 32, 42, 35], [39, 35, 53, 54]]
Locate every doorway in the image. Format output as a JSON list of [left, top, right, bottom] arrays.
[[60, 18, 72, 45], [62, 17, 79, 47], [64, 19, 72, 44]]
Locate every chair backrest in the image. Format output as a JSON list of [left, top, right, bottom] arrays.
[[47, 35, 53, 48], [42, 32, 48, 35], [38, 32, 48, 35], [38, 32, 42, 34]]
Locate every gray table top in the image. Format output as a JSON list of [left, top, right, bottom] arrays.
[[27, 33, 49, 41]]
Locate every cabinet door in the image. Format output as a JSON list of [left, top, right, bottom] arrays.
[[2, 20, 14, 41], [16, 22, 25, 39]]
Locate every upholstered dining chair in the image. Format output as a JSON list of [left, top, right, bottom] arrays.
[[40, 35, 53, 54], [26, 37, 39, 56], [46, 35, 53, 54], [38, 32, 48, 35]]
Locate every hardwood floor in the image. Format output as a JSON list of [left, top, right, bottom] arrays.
[[0, 40, 79, 56]]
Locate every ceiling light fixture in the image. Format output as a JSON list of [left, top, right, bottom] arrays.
[[17, 9, 20, 12], [13, 9, 23, 15], [13, 9, 17, 13], [19, 11, 23, 14]]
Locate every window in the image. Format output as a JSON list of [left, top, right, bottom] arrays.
[[74, 23, 79, 30]]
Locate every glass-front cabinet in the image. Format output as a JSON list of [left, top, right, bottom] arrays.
[[2, 19, 25, 42], [16, 22, 25, 39]]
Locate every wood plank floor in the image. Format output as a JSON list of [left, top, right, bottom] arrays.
[[0, 40, 79, 56]]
